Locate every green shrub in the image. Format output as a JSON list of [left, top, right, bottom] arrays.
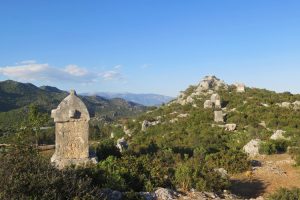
[[175, 159, 230, 192], [268, 188, 300, 200], [96, 139, 121, 161], [259, 140, 289, 155], [0, 146, 101, 200], [205, 149, 250, 174]]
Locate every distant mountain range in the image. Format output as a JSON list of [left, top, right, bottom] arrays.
[[0, 80, 147, 132], [82, 92, 174, 106]]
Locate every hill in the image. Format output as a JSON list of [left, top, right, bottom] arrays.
[[0, 80, 147, 133], [83, 92, 174, 106], [2, 76, 300, 199], [107, 75, 300, 198]]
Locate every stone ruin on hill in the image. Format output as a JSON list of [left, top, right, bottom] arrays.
[[235, 83, 245, 93], [51, 90, 96, 169]]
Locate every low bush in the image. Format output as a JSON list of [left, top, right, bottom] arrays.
[[96, 139, 121, 161], [205, 149, 251, 173], [268, 188, 300, 200], [259, 140, 289, 155]]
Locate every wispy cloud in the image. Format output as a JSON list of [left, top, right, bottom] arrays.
[[99, 70, 122, 80], [0, 60, 123, 83], [141, 64, 151, 69]]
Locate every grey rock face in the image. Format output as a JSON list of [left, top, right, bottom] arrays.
[[214, 111, 225, 123], [51, 90, 93, 169], [243, 139, 261, 157]]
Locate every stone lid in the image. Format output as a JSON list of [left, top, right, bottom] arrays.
[[51, 90, 90, 122]]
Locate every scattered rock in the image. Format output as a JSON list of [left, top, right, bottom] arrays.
[[235, 83, 245, 93], [214, 168, 228, 178], [261, 103, 269, 107], [178, 113, 189, 118], [142, 120, 161, 131], [154, 188, 179, 200], [100, 189, 123, 200], [116, 137, 128, 152], [258, 121, 267, 128], [170, 118, 179, 123], [204, 100, 213, 109], [276, 102, 291, 108], [270, 130, 288, 140], [139, 192, 156, 200], [225, 123, 237, 131], [214, 111, 225, 123], [293, 101, 300, 110], [110, 132, 115, 138], [243, 139, 261, 157], [123, 126, 132, 137]]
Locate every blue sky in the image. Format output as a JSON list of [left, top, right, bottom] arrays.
[[0, 0, 300, 96]]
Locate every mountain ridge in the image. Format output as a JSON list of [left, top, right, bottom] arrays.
[[82, 92, 174, 106]]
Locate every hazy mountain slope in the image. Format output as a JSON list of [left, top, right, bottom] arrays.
[[84, 92, 174, 106], [0, 80, 147, 132]]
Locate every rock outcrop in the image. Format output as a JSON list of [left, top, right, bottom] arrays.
[[174, 76, 228, 106], [196, 75, 228, 93], [243, 139, 261, 157]]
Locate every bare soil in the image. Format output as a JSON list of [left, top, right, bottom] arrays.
[[230, 154, 300, 198]]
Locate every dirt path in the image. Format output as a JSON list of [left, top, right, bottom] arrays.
[[231, 154, 300, 198]]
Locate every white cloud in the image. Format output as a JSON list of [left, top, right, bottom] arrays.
[[114, 65, 122, 69], [0, 61, 124, 83], [64, 65, 88, 76], [99, 70, 122, 80]]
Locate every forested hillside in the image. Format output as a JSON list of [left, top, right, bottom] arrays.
[[0, 80, 147, 134]]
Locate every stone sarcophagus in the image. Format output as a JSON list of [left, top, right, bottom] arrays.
[[51, 90, 92, 168]]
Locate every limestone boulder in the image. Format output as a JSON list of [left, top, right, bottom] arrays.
[[142, 120, 160, 131], [211, 93, 221, 103], [293, 101, 300, 110], [270, 130, 288, 140], [225, 123, 237, 131], [214, 168, 228, 178], [154, 188, 179, 200], [116, 137, 128, 152], [235, 83, 245, 93], [214, 111, 225, 123], [243, 139, 261, 157], [204, 100, 213, 109]]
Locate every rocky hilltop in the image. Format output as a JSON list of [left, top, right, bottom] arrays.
[[111, 75, 300, 199]]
